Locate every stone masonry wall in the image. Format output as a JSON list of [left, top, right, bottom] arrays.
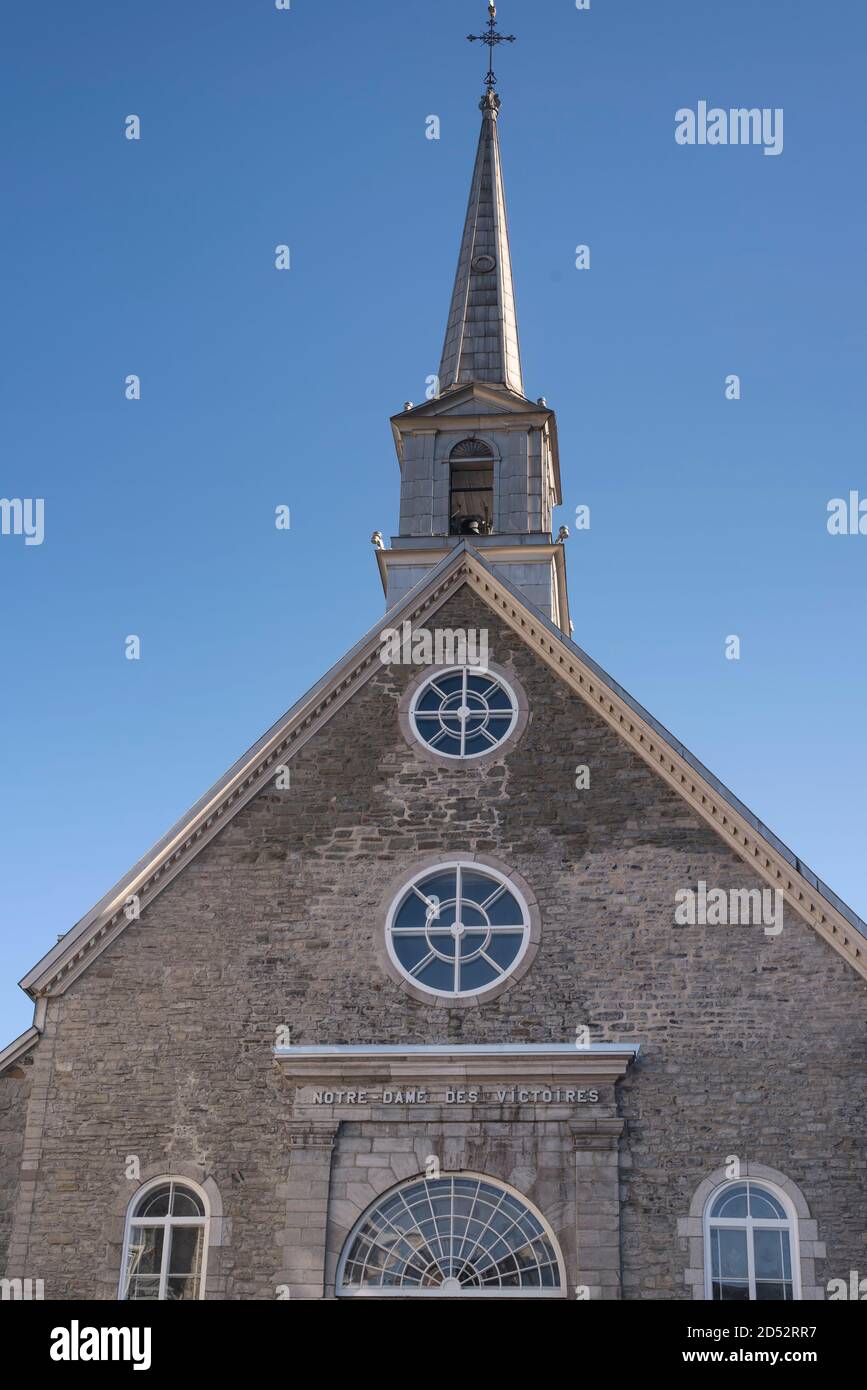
[[5, 585, 866, 1297], [0, 1056, 32, 1275]]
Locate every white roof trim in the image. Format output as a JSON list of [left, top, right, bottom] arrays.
[[463, 557, 867, 979], [0, 1027, 39, 1074], [17, 545, 474, 999], [13, 542, 867, 1006]]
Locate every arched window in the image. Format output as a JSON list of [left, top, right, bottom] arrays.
[[120, 1178, 209, 1300], [449, 438, 494, 536], [704, 1180, 799, 1301], [337, 1174, 565, 1297]]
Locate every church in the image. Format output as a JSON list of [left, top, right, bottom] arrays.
[[2, 13, 865, 1304]]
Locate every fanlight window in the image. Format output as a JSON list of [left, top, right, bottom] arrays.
[[449, 438, 494, 536], [385, 862, 531, 999], [705, 1181, 797, 1301], [338, 1175, 564, 1296], [410, 666, 518, 759], [121, 1180, 208, 1301]]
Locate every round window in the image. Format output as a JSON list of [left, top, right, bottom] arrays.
[[409, 666, 518, 759], [385, 862, 531, 999]]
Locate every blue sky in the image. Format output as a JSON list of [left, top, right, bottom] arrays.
[[1, 0, 865, 1041]]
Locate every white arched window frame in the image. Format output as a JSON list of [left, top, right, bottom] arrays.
[[703, 1179, 801, 1302], [409, 666, 520, 760], [119, 1176, 211, 1301], [384, 860, 532, 1001], [336, 1172, 567, 1298]]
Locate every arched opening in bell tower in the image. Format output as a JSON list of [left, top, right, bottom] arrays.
[[449, 438, 495, 536]]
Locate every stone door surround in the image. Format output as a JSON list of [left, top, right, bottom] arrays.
[[274, 1044, 639, 1300]]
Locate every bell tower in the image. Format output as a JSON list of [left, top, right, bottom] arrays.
[[375, 6, 570, 635]]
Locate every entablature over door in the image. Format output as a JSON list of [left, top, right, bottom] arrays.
[[274, 1043, 640, 1124]]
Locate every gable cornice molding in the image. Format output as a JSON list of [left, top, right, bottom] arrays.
[[462, 557, 867, 983], [18, 549, 477, 1001], [0, 1027, 40, 1075], [13, 542, 866, 1012]]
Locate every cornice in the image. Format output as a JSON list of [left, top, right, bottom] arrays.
[[274, 1043, 640, 1086], [395, 410, 551, 429], [15, 543, 866, 1007], [390, 383, 540, 424], [380, 542, 562, 567], [463, 559, 867, 984], [20, 554, 475, 1000], [0, 1027, 39, 1075]]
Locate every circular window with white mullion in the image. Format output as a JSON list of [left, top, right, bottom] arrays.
[[385, 861, 531, 1000], [410, 665, 518, 760]]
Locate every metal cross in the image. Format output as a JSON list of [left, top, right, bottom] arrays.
[[467, 1, 516, 94]]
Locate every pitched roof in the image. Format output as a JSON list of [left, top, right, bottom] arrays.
[[438, 92, 524, 396], [7, 544, 865, 1066]]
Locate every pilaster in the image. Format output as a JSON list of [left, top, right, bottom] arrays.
[[571, 1118, 625, 1301], [278, 1121, 339, 1301]]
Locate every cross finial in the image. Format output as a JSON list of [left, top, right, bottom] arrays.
[[467, 1, 516, 96]]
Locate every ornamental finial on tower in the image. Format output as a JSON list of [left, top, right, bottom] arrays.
[[467, 1, 516, 96]]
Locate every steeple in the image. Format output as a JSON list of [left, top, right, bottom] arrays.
[[438, 89, 524, 397], [375, 4, 570, 637]]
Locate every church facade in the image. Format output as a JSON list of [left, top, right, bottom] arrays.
[[2, 71, 865, 1304]]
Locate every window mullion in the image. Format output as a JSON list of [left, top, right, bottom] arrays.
[[746, 1217, 756, 1299], [449, 1179, 455, 1282], [159, 1219, 170, 1301], [454, 865, 462, 992]]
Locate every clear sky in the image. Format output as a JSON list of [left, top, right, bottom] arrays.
[[1, 0, 865, 1041]]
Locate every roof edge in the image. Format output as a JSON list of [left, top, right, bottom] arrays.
[[18, 545, 475, 999], [18, 542, 866, 1000], [462, 550, 867, 966], [0, 1027, 39, 1075]]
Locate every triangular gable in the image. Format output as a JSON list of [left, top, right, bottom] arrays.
[[393, 382, 539, 421], [15, 545, 867, 1014]]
